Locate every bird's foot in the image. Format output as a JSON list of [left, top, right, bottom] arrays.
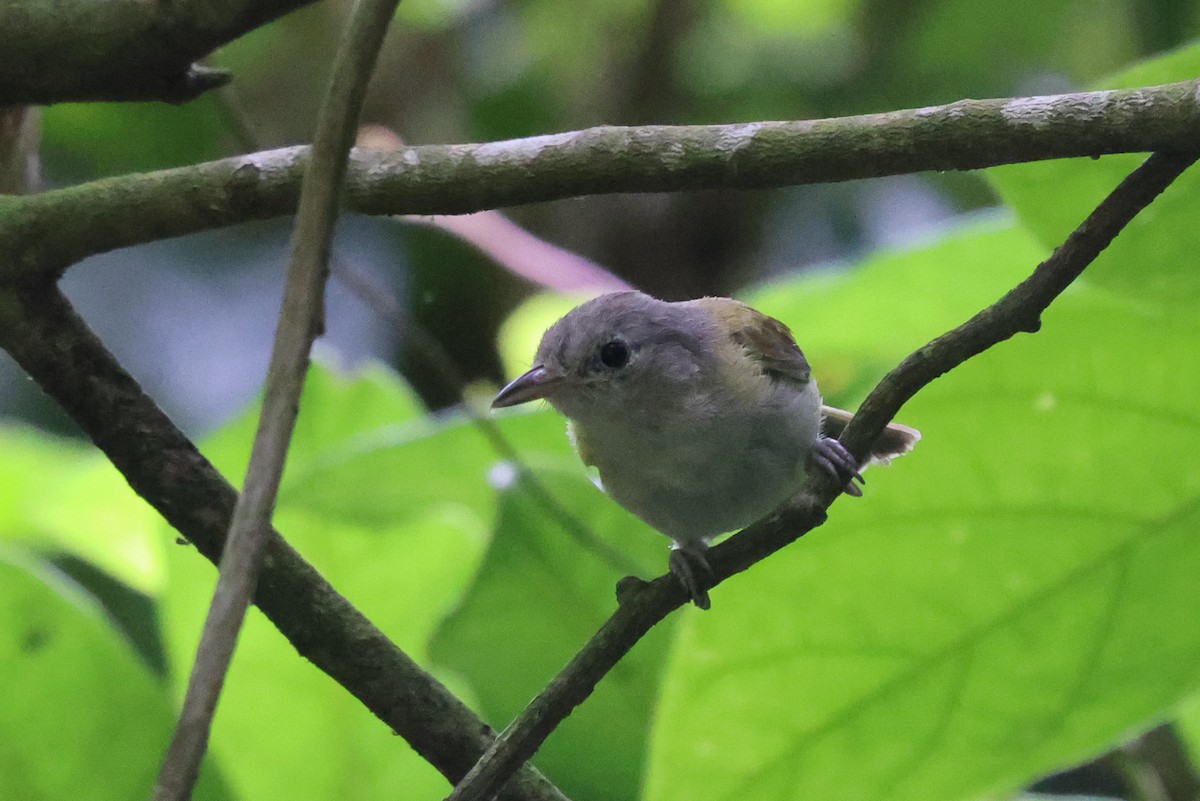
[[669, 544, 714, 610], [810, 437, 865, 497]]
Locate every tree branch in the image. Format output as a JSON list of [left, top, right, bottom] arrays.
[[1115, 724, 1200, 801], [153, 1, 403, 798], [443, 149, 1200, 801], [0, 282, 571, 801], [0, 106, 38, 193], [838, 149, 1198, 458], [2, 80, 1198, 282], [0, 0, 319, 104]]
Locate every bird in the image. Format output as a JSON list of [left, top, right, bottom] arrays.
[[492, 290, 919, 609]]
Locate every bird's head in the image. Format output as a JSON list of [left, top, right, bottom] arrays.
[[492, 291, 718, 425]]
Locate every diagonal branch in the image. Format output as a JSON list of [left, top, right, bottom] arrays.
[[0, 282, 571, 801], [443, 149, 1200, 801], [838, 149, 1199, 458], [151, 0, 403, 797], [2, 80, 1199, 283]]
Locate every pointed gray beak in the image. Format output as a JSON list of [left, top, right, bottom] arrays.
[[492, 365, 562, 408]]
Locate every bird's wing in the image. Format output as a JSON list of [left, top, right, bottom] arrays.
[[696, 297, 812, 385]]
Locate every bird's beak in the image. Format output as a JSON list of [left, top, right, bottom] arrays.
[[492, 365, 562, 408]]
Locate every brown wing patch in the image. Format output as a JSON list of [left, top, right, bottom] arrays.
[[696, 297, 811, 385]]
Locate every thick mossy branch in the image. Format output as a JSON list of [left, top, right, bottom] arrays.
[[0, 284, 568, 801], [443, 150, 1200, 801], [0, 0, 317, 104], [2, 80, 1199, 281]]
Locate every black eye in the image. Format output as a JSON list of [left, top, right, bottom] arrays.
[[599, 340, 630, 369]]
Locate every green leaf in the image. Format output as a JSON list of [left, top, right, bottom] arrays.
[[275, 403, 578, 530], [159, 506, 486, 801], [744, 219, 1048, 404], [432, 468, 673, 801], [158, 360, 495, 799], [0, 425, 71, 526], [0, 361, 431, 598], [0, 424, 164, 594], [199, 359, 571, 535], [42, 97, 231, 177], [0, 549, 230, 801], [988, 41, 1200, 305], [1176, 694, 1200, 767], [645, 220, 1200, 801], [202, 359, 424, 481]]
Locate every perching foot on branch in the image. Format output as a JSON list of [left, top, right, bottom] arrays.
[[669, 543, 715, 610], [809, 436, 865, 497]]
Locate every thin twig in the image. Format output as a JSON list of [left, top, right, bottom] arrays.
[[443, 150, 1200, 801], [152, 2, 402, 799]]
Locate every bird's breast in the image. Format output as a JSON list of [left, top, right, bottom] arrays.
[[569, 380, 822, 544]]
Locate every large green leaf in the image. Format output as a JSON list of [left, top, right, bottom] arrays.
[[204, 357, 577, 531], [989, 42, 1200, 305], [155, 358, 506, 800], [644, 214, 1200, 801], [432, 468, 674, 801], [274, 405, 578, 529], [0, 424, 164, 594], [744, 219, 1046, 404], [201, 359, 424, 481], [0, 550, 230, 801], [160, 504, 487, 801]]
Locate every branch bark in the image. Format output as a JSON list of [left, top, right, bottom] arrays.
[[1115, 724, 1200, 801], [2, 80, 1198, 282], [443, 150, 1200, 801], [0, 0, 318, 104], [0, 106, 38, 193]]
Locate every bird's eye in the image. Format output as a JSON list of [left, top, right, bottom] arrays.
[[599, 340, 630, 369]]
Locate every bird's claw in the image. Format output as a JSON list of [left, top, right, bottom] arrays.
[[810, 437, 864, 496], [669, 545, 714, 610]]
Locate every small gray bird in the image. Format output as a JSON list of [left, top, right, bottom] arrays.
[[493, 291, 919, 608]]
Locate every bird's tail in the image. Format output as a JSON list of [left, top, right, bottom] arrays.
[[820, 405, 921, 466]]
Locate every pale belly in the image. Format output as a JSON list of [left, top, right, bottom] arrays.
[[577, 391, 821, 544]]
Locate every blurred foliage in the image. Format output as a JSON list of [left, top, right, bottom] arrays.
[[432, 469, 677, 800], [5, 1, 1200, 801]]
